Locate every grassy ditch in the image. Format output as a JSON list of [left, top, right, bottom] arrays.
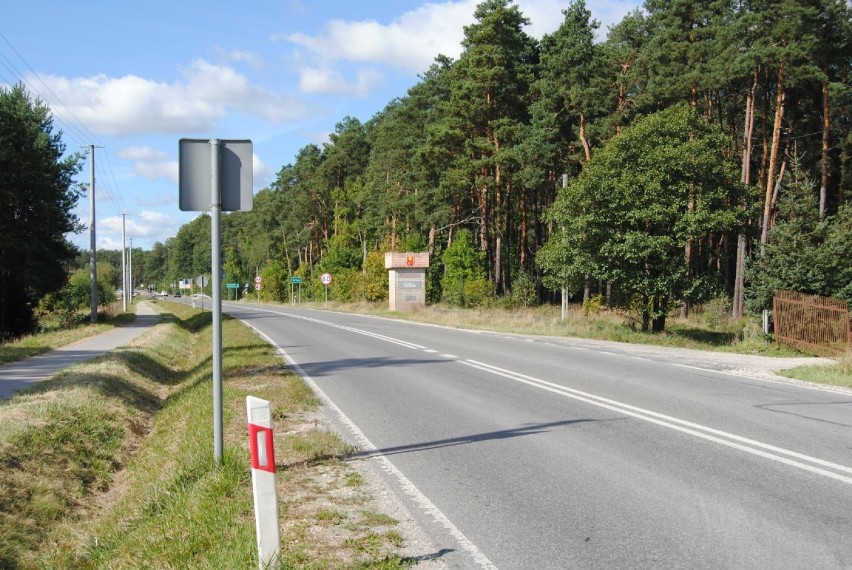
[[294, 299, 791, 354], [0, 301, 417, 569]]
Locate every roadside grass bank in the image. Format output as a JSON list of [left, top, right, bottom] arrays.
[[289, 300, 850, 388], [0, 301, 417, 569], [778, 352, 852, 388], [291, 300, 789, 354], [0, 302, 134, 365]]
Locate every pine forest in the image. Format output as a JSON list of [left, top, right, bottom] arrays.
[[133, 0, 852, 332]]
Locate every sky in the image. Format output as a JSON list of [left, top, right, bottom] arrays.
[[1, 0, 642, 252]]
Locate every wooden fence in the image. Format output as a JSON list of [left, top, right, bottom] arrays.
[[773, 290, 851, 355]]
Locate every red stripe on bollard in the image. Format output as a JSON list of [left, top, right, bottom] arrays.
[[248, 423, 276, 473]]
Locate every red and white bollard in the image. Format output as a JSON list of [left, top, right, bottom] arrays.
[[246, 396, 280, 568]]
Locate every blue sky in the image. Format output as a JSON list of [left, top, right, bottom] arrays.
[[1, 0, 642, 252]]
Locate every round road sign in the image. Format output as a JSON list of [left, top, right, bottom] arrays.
[[254, 275, 262, 284], [254, 283, 262, 291], [320, 272, 333, 286]]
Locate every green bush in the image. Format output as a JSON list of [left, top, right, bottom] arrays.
[[511, 271, 537, 307], [441, 229, 485, 307], [702, 295, 732, 330]]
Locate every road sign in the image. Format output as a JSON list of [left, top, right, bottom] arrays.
[[226, 282, 239, 289], [254, 275, 262, 284], [179, 139, 253, 212], [290, 276, 302, 284], [254, 283, 262, 291], [320, 272, 333, 286]]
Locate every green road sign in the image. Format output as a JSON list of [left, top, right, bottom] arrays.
[[226, 282, 239, 289], [290, 276, 303, 284]]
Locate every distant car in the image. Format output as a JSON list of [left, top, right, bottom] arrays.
[[173, 292, 181, 298]]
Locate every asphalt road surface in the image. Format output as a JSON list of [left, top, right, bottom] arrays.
[[219, 301, 852, 569]]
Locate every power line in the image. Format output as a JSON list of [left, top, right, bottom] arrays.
[[0, 31, 104, 146], [0, 31, 131, 225]]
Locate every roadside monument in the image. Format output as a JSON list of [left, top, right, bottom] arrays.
[[385, 252, 429, 311]]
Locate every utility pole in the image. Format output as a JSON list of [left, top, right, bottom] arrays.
[[89, 145, 98, 322], [128, 237, 134, 304], [121, 213, 127, 312]]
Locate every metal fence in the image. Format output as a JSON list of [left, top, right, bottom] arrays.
[[773, 290, 851, 355]]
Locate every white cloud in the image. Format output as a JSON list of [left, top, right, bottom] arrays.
[[227, 50, 264, 70], [118, 146, 169, 161], [118, 144, 179, 183], [134, 160, 179, 183], [279, 0, 642, 98], [32, 58, 308, 136], [98, 210, 181, 248], [298, 67, 384, 98], [253, 153, 274, 189], [136, 191, 177, 208], [281, 1, 476, 76]]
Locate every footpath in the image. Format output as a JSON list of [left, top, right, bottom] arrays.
[[0, 302, 160, 401]]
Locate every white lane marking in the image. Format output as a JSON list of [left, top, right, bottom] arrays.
[[237, 319, 497, 570], [227, 304, 425, 350], [226, 303, 852, 484], [423, 349, 438, 354], [462, 359, 852, 486], [441, 354, 458, 360]]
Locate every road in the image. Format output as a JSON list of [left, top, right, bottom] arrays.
[[218, 301, 852, 569]]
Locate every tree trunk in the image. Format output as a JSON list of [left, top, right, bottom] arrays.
[[495, 235, 502, 296], [769, 158, 787, 219], [760, 62, 785, 255], [732, 233, 746, 320], [519, 185, 528, 270], [733, 70, 757, 319], [820, 77, 831, 218], [579, 112, 592, 163]]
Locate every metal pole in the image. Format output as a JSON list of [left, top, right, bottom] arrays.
[[121, 213, 127, 312], [128, 237, 133, 304], [211, 139, 224, 465], [89, 145, 98, 322]]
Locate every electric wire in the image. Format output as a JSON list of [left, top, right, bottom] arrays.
[[0, 31, 132, 236]]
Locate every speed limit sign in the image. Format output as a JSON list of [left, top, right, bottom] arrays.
[[320, 272, 333, 286]]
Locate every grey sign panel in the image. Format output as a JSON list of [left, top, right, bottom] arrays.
[[179, 139, 253, 212]]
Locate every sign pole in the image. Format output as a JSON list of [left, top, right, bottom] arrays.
[[179, 137, 252, 466], [211, 139, 224, 465]]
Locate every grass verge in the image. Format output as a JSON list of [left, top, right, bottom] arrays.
[[0, 300, 417, 569], [778, 352, 852, 388]]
